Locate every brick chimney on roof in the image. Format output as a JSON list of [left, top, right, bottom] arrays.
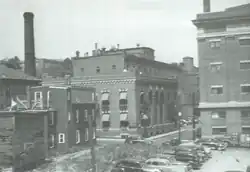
[[203, 0, 211, 12], [23, 12, 36, 77]]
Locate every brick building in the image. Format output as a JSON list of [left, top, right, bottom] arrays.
[[193, 1, 250, 136], [0, 110, 53, 171], [0, 64, 40, 110], [29, 85, 97, 154], [42, 45, 197, 137]]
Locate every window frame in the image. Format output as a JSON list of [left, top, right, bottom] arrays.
[[212, 127, 227, 135], [49, 134, 55, 148], [240, 84, 250, 94], [76, 109, 80, 123], [210, 85, 223, 95], [96, 66, 100, 73], [68, 112, 71, 121], [211, 111, 226, 119], [93, 127, 96, 139], [76, 130, 80, 144], [47, 91, 51, 108], [241, 110, 250, 118], [112, 65, 116, 69], [209, 41, 221, 49], [239, 60, 250, 70], [58, 133, 65, 143], [84, 109, 88, 121], [85, 128, 89, 141], [34, 91, 43, 107], [210, 62, 222, 72], [92, 109, 95, 120], [238, 38, 250, 46], [67, 90, 71, 101], [49, 112, 55, 126]]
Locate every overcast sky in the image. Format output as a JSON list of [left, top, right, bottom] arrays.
[[0, 0, 249, 65]]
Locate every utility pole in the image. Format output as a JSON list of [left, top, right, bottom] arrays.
[[88, 109, 96, 172], [192, 92, 196, 141]]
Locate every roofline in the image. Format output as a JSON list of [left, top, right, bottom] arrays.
[[0, 78, 41, 82], [0, 109, 56, 114]]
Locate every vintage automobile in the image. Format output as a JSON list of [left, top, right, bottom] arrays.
[[144, 158, 189, 172], [195, 138, 227, 150], [111, 159, 163, 172], [179, 143, 212, 160]]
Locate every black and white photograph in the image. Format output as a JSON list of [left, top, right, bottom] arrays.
[[0, 0, 250, 171]]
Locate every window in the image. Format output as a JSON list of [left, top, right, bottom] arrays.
[[210, 62, 222, 72], [241, 84, 250, 93], [85, 128, 89, 141], [92, 109, 95, 120], [47, 91, 51, 108], [239, 38, 250, 46], [91, 93, 95, 101], [84, 109, 88, 121], [210, 85, 223, 95], [58, 133, 65, 143], [49, 134, 55, 148], [81, 68, 84, 72], [76, 109, 80, 123], [241, 111, 250, 118], [67, 90, 71, 100], [140, 92, 144, 105], [209, 41, 220, 48], [68, 112, 71, 121], [112, 65, 116, 69], [93, 127, 96, 139], [240, 60, 250, 70], [96, 66, 100, 73], [242, 127, 250, 134], [212, 127, 227, 135], [211, 111, 226, 119], [34, 91, 42, 101], [76, 130, 80, 144], [48, 112, 55, 125], [24, 143, 34, 150]]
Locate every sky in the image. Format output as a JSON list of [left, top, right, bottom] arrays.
[[0, 0, 249, 66]]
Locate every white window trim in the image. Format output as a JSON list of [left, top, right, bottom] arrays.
[[93, 127, 96, 139], [47, 91, 51, 108], [210, 62, 222, 65], [238, 36, 250, 40], [34, 91, 43, 107], [49, 134, 55, 148], [242, 126, 250, 128], [240, 60, 250, 63], [240, 84, 250, 86], [49, 112, 54, 126], [92, 93, 95, 101], [67, 91, 71, 101], [85, 128, 89, 141], [58, 133, 65, 143], [208, 38, 221, 42], [84, 109, 88, 121], [212, 126, 227, 129], [68, 112, 71, 121], [76, 130, 80, 144], [76, 109, 80, 123], [240, 84, 250, 94], [211, 85, 223, 88]]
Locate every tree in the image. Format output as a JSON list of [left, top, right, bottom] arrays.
[[1, 56, 22, 70]]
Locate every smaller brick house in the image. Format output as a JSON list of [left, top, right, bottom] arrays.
[[0, 110, 53, 171], [29, 85, 97, 154]]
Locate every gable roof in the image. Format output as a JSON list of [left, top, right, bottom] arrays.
[[0, 64, 40, 81]]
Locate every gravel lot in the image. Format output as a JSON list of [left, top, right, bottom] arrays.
[[196, 148, 250, 172]]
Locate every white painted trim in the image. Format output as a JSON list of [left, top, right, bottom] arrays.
[[76, 130, 80, 144], [85, 128, 89, 141], [208, 38, 221, 42], [242, 126, 250, 128], [49, 86, 69, 89], [84, 109, 88, 121], [240, 60, 250, 63], [58, 133, 65, 143], [197, 31, 250, 39], [212, 126, 226, 129], [210, 62, 222, 65], [240, 84, 250, 87], [238, 36, 250, 40], [211, 85, 223, 88], [47, 91, 51, 108], [76, 109, 80, 123]]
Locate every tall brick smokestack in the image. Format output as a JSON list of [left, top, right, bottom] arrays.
[[203, 0, 211, 12], [23, 12, 36, 77]]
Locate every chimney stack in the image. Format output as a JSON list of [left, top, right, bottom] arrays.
[[203, 0, 211, 13], [23, 12, 36, 77]]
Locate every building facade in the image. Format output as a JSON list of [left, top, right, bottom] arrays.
[[193, 1, 250, 136], [0, 64, 40, 110], [42, 46, 190, 137], [29, 85, 97, 154]]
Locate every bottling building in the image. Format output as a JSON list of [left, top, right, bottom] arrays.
[[193, 1, 250, 136], [43, 45, 199, 138]]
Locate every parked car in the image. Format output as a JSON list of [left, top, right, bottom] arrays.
[[179, 143, 212, 160], [111, 159, 163, 172], [174, 147, 203, 169], [149, 154, 193, 171], [195, 138, 227, 150], [144, 158, 188, 172]]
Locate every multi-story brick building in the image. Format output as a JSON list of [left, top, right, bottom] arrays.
[[0, 64, 40, 110], [29, 85, 97, 154], [193, 1, 250, 136], [42, 45, 193, 137]]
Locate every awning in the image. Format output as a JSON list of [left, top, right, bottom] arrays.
[[101, 93, 109, 101], [120, 92, 127, 100], [102, 114, 110, 122], [120, 113, 128, 121]]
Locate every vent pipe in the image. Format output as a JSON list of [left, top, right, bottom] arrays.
[[203, 0, 211, 12]]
